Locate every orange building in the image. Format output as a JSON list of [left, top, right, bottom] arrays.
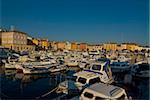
[[78, 43, 87, 51], [71, 43, 78, 51], [57, 42, 66, 50]]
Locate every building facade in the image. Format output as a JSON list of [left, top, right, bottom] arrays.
[[1, 31, 35, 52], [65, 41, 71, 50], [103, 43, 117, 51], [78, 43, 87, 51], [39, 39, 49, 49], [87, 44, 103, 51], [121, 43, 139, 51], [57, 42, 66, 50], [71, 43, 78, 51]]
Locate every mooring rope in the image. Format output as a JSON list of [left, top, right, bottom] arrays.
[[36, 87, 58, 99]]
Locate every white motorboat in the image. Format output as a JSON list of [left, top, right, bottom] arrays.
[[78, 61, 88, 69], [110, 61, 131, 72], [49, 65, 66, 73], [80, 83, 129, 100], [89, 50, 99, 55], [85, 58, 113, 83], [4, 61, 16, 69], [21, 65, 49, 74], [3, 55, 19, 69], [117, 55, 131, 62], [15, 61, 52, 70], [56, 71, 102, 94], [67, 60, 78, 67], [131, 62, 150, 78]]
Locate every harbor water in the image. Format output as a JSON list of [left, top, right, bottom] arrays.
[[0, 67, 149, 99]]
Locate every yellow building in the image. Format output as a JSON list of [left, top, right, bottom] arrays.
[[103, 43, 117, 51], [39, 39, 49, 49], [1, 30, 35, 52], [121, 43, 139, 51], [32, 38, 39, 45]]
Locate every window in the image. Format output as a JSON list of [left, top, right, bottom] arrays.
[[89, 77, 100, 85], [78, 77, 86, 84], [92, 65, 101, 71], [84, 92, 94, 99], [95, 96, 105, 100]]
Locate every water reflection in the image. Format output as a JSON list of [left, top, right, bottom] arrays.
[[1, 69, 66, 99]]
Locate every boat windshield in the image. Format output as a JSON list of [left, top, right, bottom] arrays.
[[78, 77, 87, 84], [92, 65, 101, 71], [89, 77, 100, 85], [84, 92, 94, 99]]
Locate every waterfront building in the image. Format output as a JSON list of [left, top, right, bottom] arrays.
[[32, 38, 39, 45], [87, 44, 103, 51], [103, 43, 117, 51], [1, 30, 35, 52], [65, 41, 71, 50], [39, 39, 49, 49], [57, 42, 66, 50], [71, 42, 78, 51], [121, 43, 139, 51], [49, 41, 57, 50], [32, 38, 49, 50], [78, 43, 87, 51]]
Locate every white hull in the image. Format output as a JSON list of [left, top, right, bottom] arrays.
[[5, 63, 16, 69], [67, 63, 78, 67], [50, 67, 66, 73], [22, 67, 49, 74]]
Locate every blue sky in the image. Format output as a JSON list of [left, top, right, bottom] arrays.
[[1, 0, 149, 45]]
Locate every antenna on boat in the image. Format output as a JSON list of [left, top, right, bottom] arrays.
[[10, 25, 15, 31], [121, 32, 124, 44]]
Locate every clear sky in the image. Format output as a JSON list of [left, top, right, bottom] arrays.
[[1, 0, 149, 45]]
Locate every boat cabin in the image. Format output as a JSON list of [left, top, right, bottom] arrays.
[[73, 71, 101, 90], [80, 83, 128, 100]]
